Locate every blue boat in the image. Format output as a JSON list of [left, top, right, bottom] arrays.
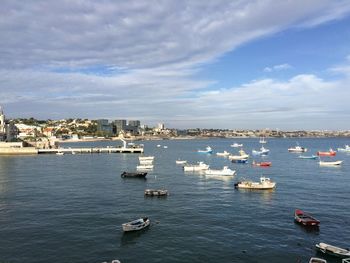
[[298, 155, 318, 160], [197, 146, 213, 154], [232, 159, 248, 164]]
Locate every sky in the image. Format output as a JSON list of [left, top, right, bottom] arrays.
[[1, 0, 350, 130]]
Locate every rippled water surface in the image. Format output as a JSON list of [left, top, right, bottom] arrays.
[[0, 138, 349, 263]]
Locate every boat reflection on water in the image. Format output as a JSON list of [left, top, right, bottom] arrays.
[[120, 226, 150, 247], [294, 221, 320, 234], [237, 187, 276, 204]]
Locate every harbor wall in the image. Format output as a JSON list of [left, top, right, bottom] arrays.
[[0, 147, 38, 155]]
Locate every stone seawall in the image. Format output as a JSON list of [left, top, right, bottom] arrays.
[[0, 147, 38, 155]]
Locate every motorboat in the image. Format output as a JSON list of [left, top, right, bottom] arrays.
[[231, 143, 243, 148], [294, 209, 320, 226], [252, 146, 269, 155], [234, 177, 276, 190], [317, 149, 336, 156], [56, 152, 64, 156], [175, 160, 187, 165], [338, 145, 350, 152], [205, 166, 236, 176], [228, 149, 249, 160], [252, 161, 271, 167], [144, 189, 168, 196], [319, 160, 342, 166], [298, 155, 318, 160], [309, 258, 327, 263], [315, 243, 350, 258], [231, 159, 248, 164], [139, 156, 154, 161], [197, 146, 213, 154], [122, 217, 150, 232], [136, 164, 154, 170], [216, 151, 230, 157], [288, 145, 307, 152], [183, 161, 209, 171], [139, 159, 153, 165], [121, 171, 147, 178]]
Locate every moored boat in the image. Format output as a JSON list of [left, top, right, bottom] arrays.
[[259, 137, 267, 144], [122, 217, 150, 232], [183, 161, 209, 171], [234, 177, 276, 190], [317, 149, 336, 156], [252, 146, 269, 155], [139, 156, 154, 161], [101, 260, 121, 263], [144, 189, 168, 196], [298, 155, 318, 159], [136, 164, 154, 170], [338, 145, 350, 152], [252, 161, 271, 167], [315, 243, 350, 258], [231, 159, 248, 164], [197, 146, 213, 154], [216, 151, 230, 157], [175, 160, 187, 165], [309, 258, 327, 263], [121, 171, 147, 178], [231, 143, 243, 147], [205, 166, 236, 176], [228, 149, 249, 160], [319, 160, 342, 166], [139, 159, 153, 165], [294, 209, 320, 226], [288, 145, 307, 152]]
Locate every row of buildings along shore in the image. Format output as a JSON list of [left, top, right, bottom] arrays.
[[1, 107, 350, 153]]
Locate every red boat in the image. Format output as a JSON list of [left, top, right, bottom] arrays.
[[252, 161, 272, 167], [294, 209, 320, 226], [317, 149, 336, 156]]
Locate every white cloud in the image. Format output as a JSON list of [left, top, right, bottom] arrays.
[[264, 63, 292, 72]]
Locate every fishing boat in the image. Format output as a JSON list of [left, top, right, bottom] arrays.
[[231, 159, 248, 164], [175, 160, 187, 165], [139, 156, 154, 161], [121, 171, 147, 178], [197, 146, 213, 154], [288, 145, 307, 152], [259, 137, 267, 144], [228, 149, 249, 160], [298, 155, 318, 160], [317, 149, 336, 156], [319, 160, 342, 166], [252, 161, 271, 167], [231, 143, 243, 148], [122, 217, 150, 232], [252, 146, 269, 155], [136, 164, 154, 170], [216, 151, 230, 157], [144, 189, 168, 196], [139, 159, 153, 165], [294, 209, 320, 226], [205, 166, 236, 176], [315, 243, 350, 258], [309, 258, 327, 263], [338, 145, 350, 152], [183, 161, 209, 171], [234, 177, 276, 190]]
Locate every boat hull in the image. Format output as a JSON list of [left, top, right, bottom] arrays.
[[121, 172, 147, 178], [294, 209, 320, 226], [122, 217, 150, 232], [316, 243, 350, 258]]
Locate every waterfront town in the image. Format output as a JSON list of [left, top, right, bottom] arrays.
[[1, 106, 350, 151]]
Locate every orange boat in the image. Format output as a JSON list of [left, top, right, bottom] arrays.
[[252, 161, 272, 167], [317, 149, 336, 156]]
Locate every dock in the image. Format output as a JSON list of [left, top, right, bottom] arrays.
[[38, 146, 144, 154]]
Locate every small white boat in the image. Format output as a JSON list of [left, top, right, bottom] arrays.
[[338, 145, 350, 152], [139, 156, 154, 161], [156, 144, 161, 147], [216, 151, 230, 157], [259, 137, 267, 144], [228, 149, 249, 160], [183, 161, 209, 171], [122, 217, 150, 232], [136, 164, 154, 170], [139, 159, 153, 165], [144, 189, 168, 196], [205, 166, 236, 176], [163, 146, 168, 148], [315, 242, 350, 258], [231, 143, 243, 148], [101, 260, 121, 263], [309, 258, 327, 263], [288, 145, 307, 152], [252, 146, 269, 155], [175, 160, 187, 165], [197, 146, 213, 154], [56, 152, 64, 156], [235, 177, 276, 190], [319, 160, 343, 166]]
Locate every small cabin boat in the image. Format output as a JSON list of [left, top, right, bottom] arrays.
[[144, 189, 168, 196], [234, 177, 276, 190], [197, 146, 213, 154], [121, 171, 147, 178], [288, 145, 307, 152], [183, 162, 209, 172], [205, 166, 236, 176], [231, 143, 243, 148], [122, 217, 150, 232], [317, 149, 336, 156], [252, 146, 269, 156], [294, 209, 320, 226], [309, 258, 327, 263], [229, 150, 249, 160], [315, 243, 350, 258], [252, 161, 271, 167], [319, 160, 343, 166], [337, 145, 350, 152]]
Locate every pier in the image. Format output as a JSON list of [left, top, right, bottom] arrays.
[[38, 146, 143, 154]]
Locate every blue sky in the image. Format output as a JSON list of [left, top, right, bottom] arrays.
[[1, 1, 350, 130]]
